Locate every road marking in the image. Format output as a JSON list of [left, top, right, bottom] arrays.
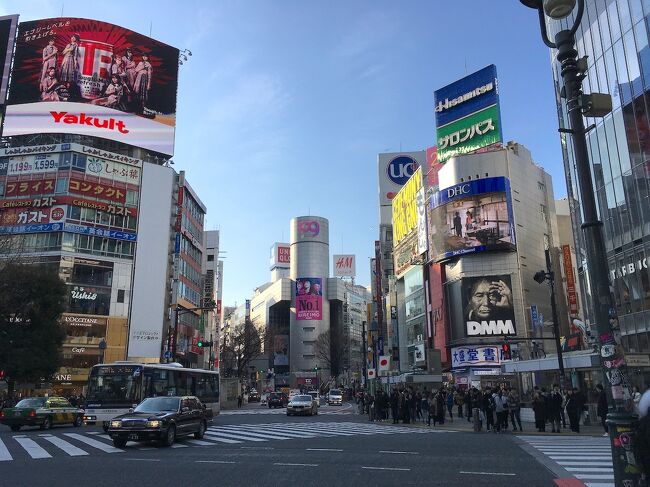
[[362, 466, 411, 471], [196, 460, 237, 464], [211, 426, 298, 441], [240, 446, 274, 450], [124, 458, 160, 462], [170, 443, 188, 448], [460, 471, 516, 476], [41, 436, 88, 456], [0, 439, 13, 461], [86, 431, 101, 435], [566, 467, 614, 473], [14, 437, 52, 459], [274, 462, 318, 467], [205, 429, 267, 442], [201, 432, 242, 444], [307, 448, 343, 452], [379, 450, 419, 455], [185, 439, 215, 446], [63, 433, 124, 453], [575, 474, 615, 480]]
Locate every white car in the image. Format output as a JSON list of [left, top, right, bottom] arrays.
[[287, 395, 318, 416], [327, 389, 343, 406]]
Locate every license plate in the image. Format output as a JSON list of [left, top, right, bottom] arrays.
[[128, 434, 139, 440]]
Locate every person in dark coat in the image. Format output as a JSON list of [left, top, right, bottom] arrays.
[[565, 389, 581, 433], [533, 391, 547, 432], [390, 389, 399, 424], [482, 388, 494, 431], [548, 385, 563, 433], [464, 388, 473, 422], [596, 384, 609, 435], [634, 390, 650, 480], [436, 388, 445, 425]]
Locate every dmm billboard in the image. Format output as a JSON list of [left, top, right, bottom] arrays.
[[461, 275, 516, 337], [5, 18, 179, 155], [434, 65, 502, 163]]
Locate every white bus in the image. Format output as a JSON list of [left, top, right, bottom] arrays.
[[83, 362, 219, 431]]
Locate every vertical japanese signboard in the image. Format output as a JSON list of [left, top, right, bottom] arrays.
[[434, 65, 502, 163], [562, 244, 579, 316]]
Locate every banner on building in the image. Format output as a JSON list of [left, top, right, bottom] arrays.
[[273, 335, 289, 367], [431, 176, 515, 262], [392, 166, 422, 246], [5, 18, 179, 155], [333, 254, 356, 277], [562, 244, 579, 316], [461, 274, 516, 337], [451, 345, 503, 368], [295, 277, 322, 320], [0, 15, 18, 105], [378, 355, 390, 373], [434, 64, 502, 163]]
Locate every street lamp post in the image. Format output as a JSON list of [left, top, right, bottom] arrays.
[[534, 248, 565, 389], [521, 1, 639, 484]]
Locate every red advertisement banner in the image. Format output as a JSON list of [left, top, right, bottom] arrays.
[[68, 177, 126, 204], [562, 244, 579, 315], [295, 277, 323, 321], [5, 178, 55, 197], [0, 205, 66, 226]]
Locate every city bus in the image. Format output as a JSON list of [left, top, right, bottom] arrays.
[[83, 362, 219, 431]]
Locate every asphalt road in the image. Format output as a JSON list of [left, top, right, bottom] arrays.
[[1, 403, 560, 487]]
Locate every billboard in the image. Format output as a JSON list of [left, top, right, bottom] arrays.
[[378, 151, 425, 224], [461, 275, 516, 337], [5, 18, 179, 155], [273, 335, 289, 366], [451, 345, 503, 368], [392, 166, 422, 245], [430, 176, 515, 261], [295, 277, 322, 321], [0, 15, 18, 104], [270, 242, 290, 270], [562, 244, 579, 316], [434, 65, 502, 163], [333, 254, 356, 277]]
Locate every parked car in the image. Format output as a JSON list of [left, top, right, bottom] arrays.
[[107, 396, 212, 448], [287, 394, 318, 416], [327, 389, 343, 406], [0, 397, 84, 431], [248, 390, 261, 402], [267, 392, 288, 409]]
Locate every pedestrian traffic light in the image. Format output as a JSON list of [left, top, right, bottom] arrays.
[[501, 342, 512, 360]]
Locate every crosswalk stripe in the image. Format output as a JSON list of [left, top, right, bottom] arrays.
[[184, 439, 214, 446], [576, 474, 615, 480], [0, 439, 12, 461], [557, 462, 612, 466], [63, 433, 124, 453], [235, 427, 317, 438], [566, 467, 614, 472], [549, 457, 612, 461], [170, 443, 188, 448], [14, 437, 52, 459], [40, 436, 88, 456], [206, 430, 267, 442], [212, 427, 304, 440], [202, 433, 242, 444]]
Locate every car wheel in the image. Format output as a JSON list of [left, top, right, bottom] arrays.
[[103, 423, 109, 433], [73, 415, 83, 427], [113, 438, 127, 448], [10, 425, 20, 432], [194, 421, 206, 439], [162, 425, 176, 447], [40, 417, 52, 430]]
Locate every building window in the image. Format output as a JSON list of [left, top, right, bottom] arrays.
[[540, 204, 548, 223], [56, 177, 68, 194], [207, 254, 214, 262], [538, 181, 545, 191], [117, 289, 125, 303]]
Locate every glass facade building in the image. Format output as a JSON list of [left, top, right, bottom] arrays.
[[548, 0, 650, 368]]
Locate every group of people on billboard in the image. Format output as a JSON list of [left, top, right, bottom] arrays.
[[39, 34, 153, 114]]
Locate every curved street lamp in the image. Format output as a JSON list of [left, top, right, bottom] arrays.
[[520, 1, 638, 484]]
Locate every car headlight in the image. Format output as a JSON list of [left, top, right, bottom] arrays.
[[110, 420, 122, 428], [146, 420, 162, 428]]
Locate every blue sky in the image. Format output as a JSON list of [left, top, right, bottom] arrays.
[[2, 1, 565, 306]]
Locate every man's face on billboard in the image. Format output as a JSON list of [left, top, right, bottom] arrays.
[[470, 281, 492, 319]]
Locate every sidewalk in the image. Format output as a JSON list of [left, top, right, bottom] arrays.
[[362, 413, 607, 437]]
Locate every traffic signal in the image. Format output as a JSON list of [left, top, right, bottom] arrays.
[[501, 342, 512, 360], [0, 370, 5, 380], [533, 270, 547, 284], [197, 340, 213, 348]]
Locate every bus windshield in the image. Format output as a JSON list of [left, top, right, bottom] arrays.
[[86, 365, 142, 405]]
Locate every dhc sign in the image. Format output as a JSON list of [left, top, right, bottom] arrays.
[[387, 155, 418, 185]]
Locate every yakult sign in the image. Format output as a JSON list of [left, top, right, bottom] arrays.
[[5, 18, 180, 155]]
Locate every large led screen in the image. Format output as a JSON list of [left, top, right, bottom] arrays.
[[430, 176, 515, 261], [5, 18, 179, 155], [461, 274, 516, 337]]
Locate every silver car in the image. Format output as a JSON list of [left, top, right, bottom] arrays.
[[286, 395, 318, 416]]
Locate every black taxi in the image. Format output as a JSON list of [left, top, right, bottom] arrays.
[[0, 397, 85, 431]]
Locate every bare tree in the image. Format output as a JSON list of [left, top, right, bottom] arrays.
[[315, 327, 348, 379], [220, 320, 265, 381]]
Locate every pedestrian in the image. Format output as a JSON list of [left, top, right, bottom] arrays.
[[427, 392, 437, 427], [415, 391, 423, 422], [409, 389, 417, 423], [596, 384, 609, 436], [633, 386, 643, 415], [436, 388, 445, 425], [549, 384, 563, 433], [455, 389, 465, 418], [492, 388, 507, 433], [446, 389, 454, 422], [533, 391, 547, 432], [560, 388, 568, 429], [482, 388, 494, 432], [634, 390, 650, 481], [421, 391, 429, 422], [401, 391, 410, 424], [237, 394, 243, 408], [565, 388, 580, 433], [390, 389, 399, 424], [464, 387, 473, 422], [501, 387, 510, 431], [508, 387, 522, 431]]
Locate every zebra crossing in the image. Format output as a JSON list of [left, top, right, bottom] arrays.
[[220, 407, 352, 416], [0, 421, 446, 462], [519, 435, 614, 487]]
